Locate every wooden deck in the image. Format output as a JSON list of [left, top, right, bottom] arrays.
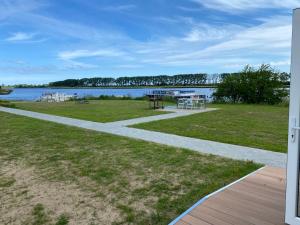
[[173, 166, 286, 225]]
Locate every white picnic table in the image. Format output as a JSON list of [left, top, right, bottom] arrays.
[[177, 98, 206, 110]]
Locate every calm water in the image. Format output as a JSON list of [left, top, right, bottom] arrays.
[[0, 87, 215, 101]]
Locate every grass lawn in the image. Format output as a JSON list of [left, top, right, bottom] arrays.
[[0, 112, 260, 225], [14, 100, 168, 123], [132, 104, 289, 153]]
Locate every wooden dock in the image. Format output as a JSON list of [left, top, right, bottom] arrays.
[[173, 166, 286, 225]]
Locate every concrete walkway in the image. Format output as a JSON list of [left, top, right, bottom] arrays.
[[0, 106, 287, 168], [107, 107, 217, 126]]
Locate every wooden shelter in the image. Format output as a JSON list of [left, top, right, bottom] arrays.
[[146, 93, 165, 109]]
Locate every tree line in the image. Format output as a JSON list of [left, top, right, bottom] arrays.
[[49, 73, 210, 87]]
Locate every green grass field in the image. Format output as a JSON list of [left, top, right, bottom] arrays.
[[14, 100, 168, 123], [132, 104, 289, 153], [0, 112, 260, 225]]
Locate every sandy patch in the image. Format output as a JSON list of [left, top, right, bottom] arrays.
[[0, 161, 121, 225]]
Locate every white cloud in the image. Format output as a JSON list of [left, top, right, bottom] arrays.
[[200, 16, 292, 55], [183, 29, 204, 42], [0, 0, 44, 20], [58, 49, 125, 60], [177, 6, 203, 12], [270, 60, 291, 66], [62, 60, 99, 69], [191, 0, 299, 12], [0, 1, 110, 43], [19, 13, 126, 42], [0, 1, 114, 43], [1, 1, 126, 42], [102, 4, 136, 12], [132, 15, 291, 69], [5, 32, 36, 42], [0, 63, 57, 74], [115, 64, 143, 69], [0, 0, 293, 78], [183, 24, 242, 42]]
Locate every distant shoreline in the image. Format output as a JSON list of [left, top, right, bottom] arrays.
[[0, 89, 13, 95], [13, 85, 217, 89]]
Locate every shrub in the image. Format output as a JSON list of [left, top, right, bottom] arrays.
[[73, 94, 177, 103], [55, 214, 69, 225], [0, 100, 15, 108], [213, 64, 289, 104]]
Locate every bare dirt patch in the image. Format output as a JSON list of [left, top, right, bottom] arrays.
[[0, 160, 121, 225]]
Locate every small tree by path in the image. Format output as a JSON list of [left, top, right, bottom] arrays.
[[213, 64, 289, 104]]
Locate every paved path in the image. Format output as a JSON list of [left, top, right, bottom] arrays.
[[0, 106, 287, 168], [107, 107, 217, 126]]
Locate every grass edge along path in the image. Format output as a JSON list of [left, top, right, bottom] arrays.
[[132, 104, 289, 153], [13, 100, 170, 123]]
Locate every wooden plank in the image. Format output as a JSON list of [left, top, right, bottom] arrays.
[[247, 173, 286, 189], [174, 167, 286, 225], [246, 173, 286, 189], [244, 177, 286, 193], [181, 214, 212, 225], [219, 189, 284, 215], [190, 205, 251, 225], [189, 208, 232, 225], [242, 172, 285, 187], [213, 191, 285, 224], [259, 167, 286, 179], [257, 169, 285, 180], [238, 179, 286, 197], [202, 200, 276, 225], [229, 181, 285, 202], [245, 175, 286, 193], [175, 220, 190, 225], [225, 188, 285, 212], [227, 185, 285, 211]]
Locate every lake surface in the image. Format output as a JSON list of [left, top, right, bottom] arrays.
[[0, 87, 215, 101]]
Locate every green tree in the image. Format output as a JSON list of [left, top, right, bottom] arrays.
[[213, 64, 289, 104]]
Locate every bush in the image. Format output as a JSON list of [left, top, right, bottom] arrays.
[[213, 64, 289, 104], [84, 95, 133, 100], [0, 100, 15, 108], [0, 88, 13, 95], [69, 94, 177, 104]]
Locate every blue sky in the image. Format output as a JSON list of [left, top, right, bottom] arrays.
[[0, 0, 298, 84]]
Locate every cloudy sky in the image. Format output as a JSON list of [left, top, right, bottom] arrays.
[[0, 0, 298, 84]]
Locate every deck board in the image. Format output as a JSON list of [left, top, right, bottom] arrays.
[[191, 206, 253, 225], [173, 166, 287, 225]]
